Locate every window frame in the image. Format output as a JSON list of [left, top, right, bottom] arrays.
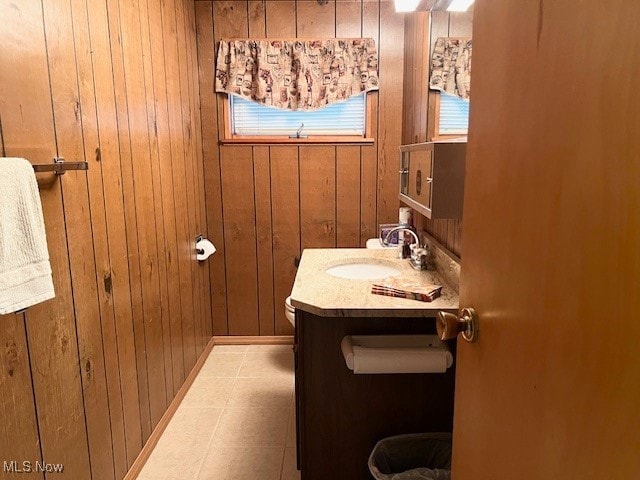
[[220, 92, 376, 145]]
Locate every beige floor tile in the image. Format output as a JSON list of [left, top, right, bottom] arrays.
[[181, 376, 236, 408], [197, 447, 284, 480], [210, 344, 248, 354], [281, 447, 300, 480], [199, 353, 245, 377], [138, 432, 210, 480], [238, 351, 294, 378], [286, 404, 296, 448], [247, 344, 294, 353], [211, 406, 289, 447], [227, 376, 294, 409], [162, 407, 223, 446], [143, 343, 298, 479]]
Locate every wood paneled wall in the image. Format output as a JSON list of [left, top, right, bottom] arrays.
[[0, 0, 209, 478], [196, 0, 405, 336], [403, 10, 473, 258]]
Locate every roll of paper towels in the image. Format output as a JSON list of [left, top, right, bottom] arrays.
[[195, 238, 216, 261], [341, 335, 453, 374]]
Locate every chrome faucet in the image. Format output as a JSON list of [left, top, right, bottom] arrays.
[[382, 226, 429, 270], [382, 225, 420, 251]]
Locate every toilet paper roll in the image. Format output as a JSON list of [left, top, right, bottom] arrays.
[[196, 238, 216, 261]]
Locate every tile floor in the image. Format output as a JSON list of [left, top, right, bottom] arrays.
[[138, 344, 299, 480]]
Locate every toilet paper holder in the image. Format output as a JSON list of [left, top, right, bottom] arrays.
[[195, 234, 205, 255], [195, 235, 216, 262]]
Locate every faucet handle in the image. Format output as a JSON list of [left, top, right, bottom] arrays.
[[409, 244, 430, 270]]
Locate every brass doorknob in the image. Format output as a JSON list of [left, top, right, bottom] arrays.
[[436, 308, 477, 342]]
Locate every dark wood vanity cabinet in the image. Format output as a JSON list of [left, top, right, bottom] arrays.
[[294, 310, 456, 480]]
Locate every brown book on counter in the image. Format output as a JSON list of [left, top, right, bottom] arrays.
[[371, 279, 442, 303]]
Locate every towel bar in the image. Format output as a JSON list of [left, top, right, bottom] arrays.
[[32, 157, 89, 175]]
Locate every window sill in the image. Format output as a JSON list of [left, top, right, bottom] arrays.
[[220, 137, 375, 146], [431, 134, 468, 142]]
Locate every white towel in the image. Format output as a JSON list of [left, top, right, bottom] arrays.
[[0, 158, 55, 314]]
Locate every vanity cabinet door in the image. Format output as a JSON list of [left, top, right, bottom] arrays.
[[296, 311, 455, 480], [399, 141, 466, 219], [407, 148, 433, 210], [294, 313, 302, 470]]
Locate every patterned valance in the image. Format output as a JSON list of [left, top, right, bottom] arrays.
[[429, 38, 472, 100], [215, 39, 379, 111]]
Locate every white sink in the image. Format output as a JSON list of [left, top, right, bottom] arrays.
[[324, 261, 401, 280]]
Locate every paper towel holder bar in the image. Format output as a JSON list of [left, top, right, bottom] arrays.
[[341, 335, 454, 374], [32, 157, 89, 175]]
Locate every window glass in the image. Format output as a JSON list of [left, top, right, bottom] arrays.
[[230, 93, 366, 136], [438, 92, 469, 135]]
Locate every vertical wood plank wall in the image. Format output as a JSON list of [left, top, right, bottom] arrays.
[[402, 10, 473, 258], [0, 0, 210, 478], [196, 0, 405, 336]]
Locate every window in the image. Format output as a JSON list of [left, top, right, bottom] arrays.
[[224, 93, 373, 144], [438, 92, 470, 136]]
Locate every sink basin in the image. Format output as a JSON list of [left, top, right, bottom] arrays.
[[324, 261, 401, 280]]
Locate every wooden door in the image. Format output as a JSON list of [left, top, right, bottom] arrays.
[[452, 1, 640, 478]]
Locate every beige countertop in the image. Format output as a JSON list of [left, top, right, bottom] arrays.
[[290, 248, 459, 317]]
